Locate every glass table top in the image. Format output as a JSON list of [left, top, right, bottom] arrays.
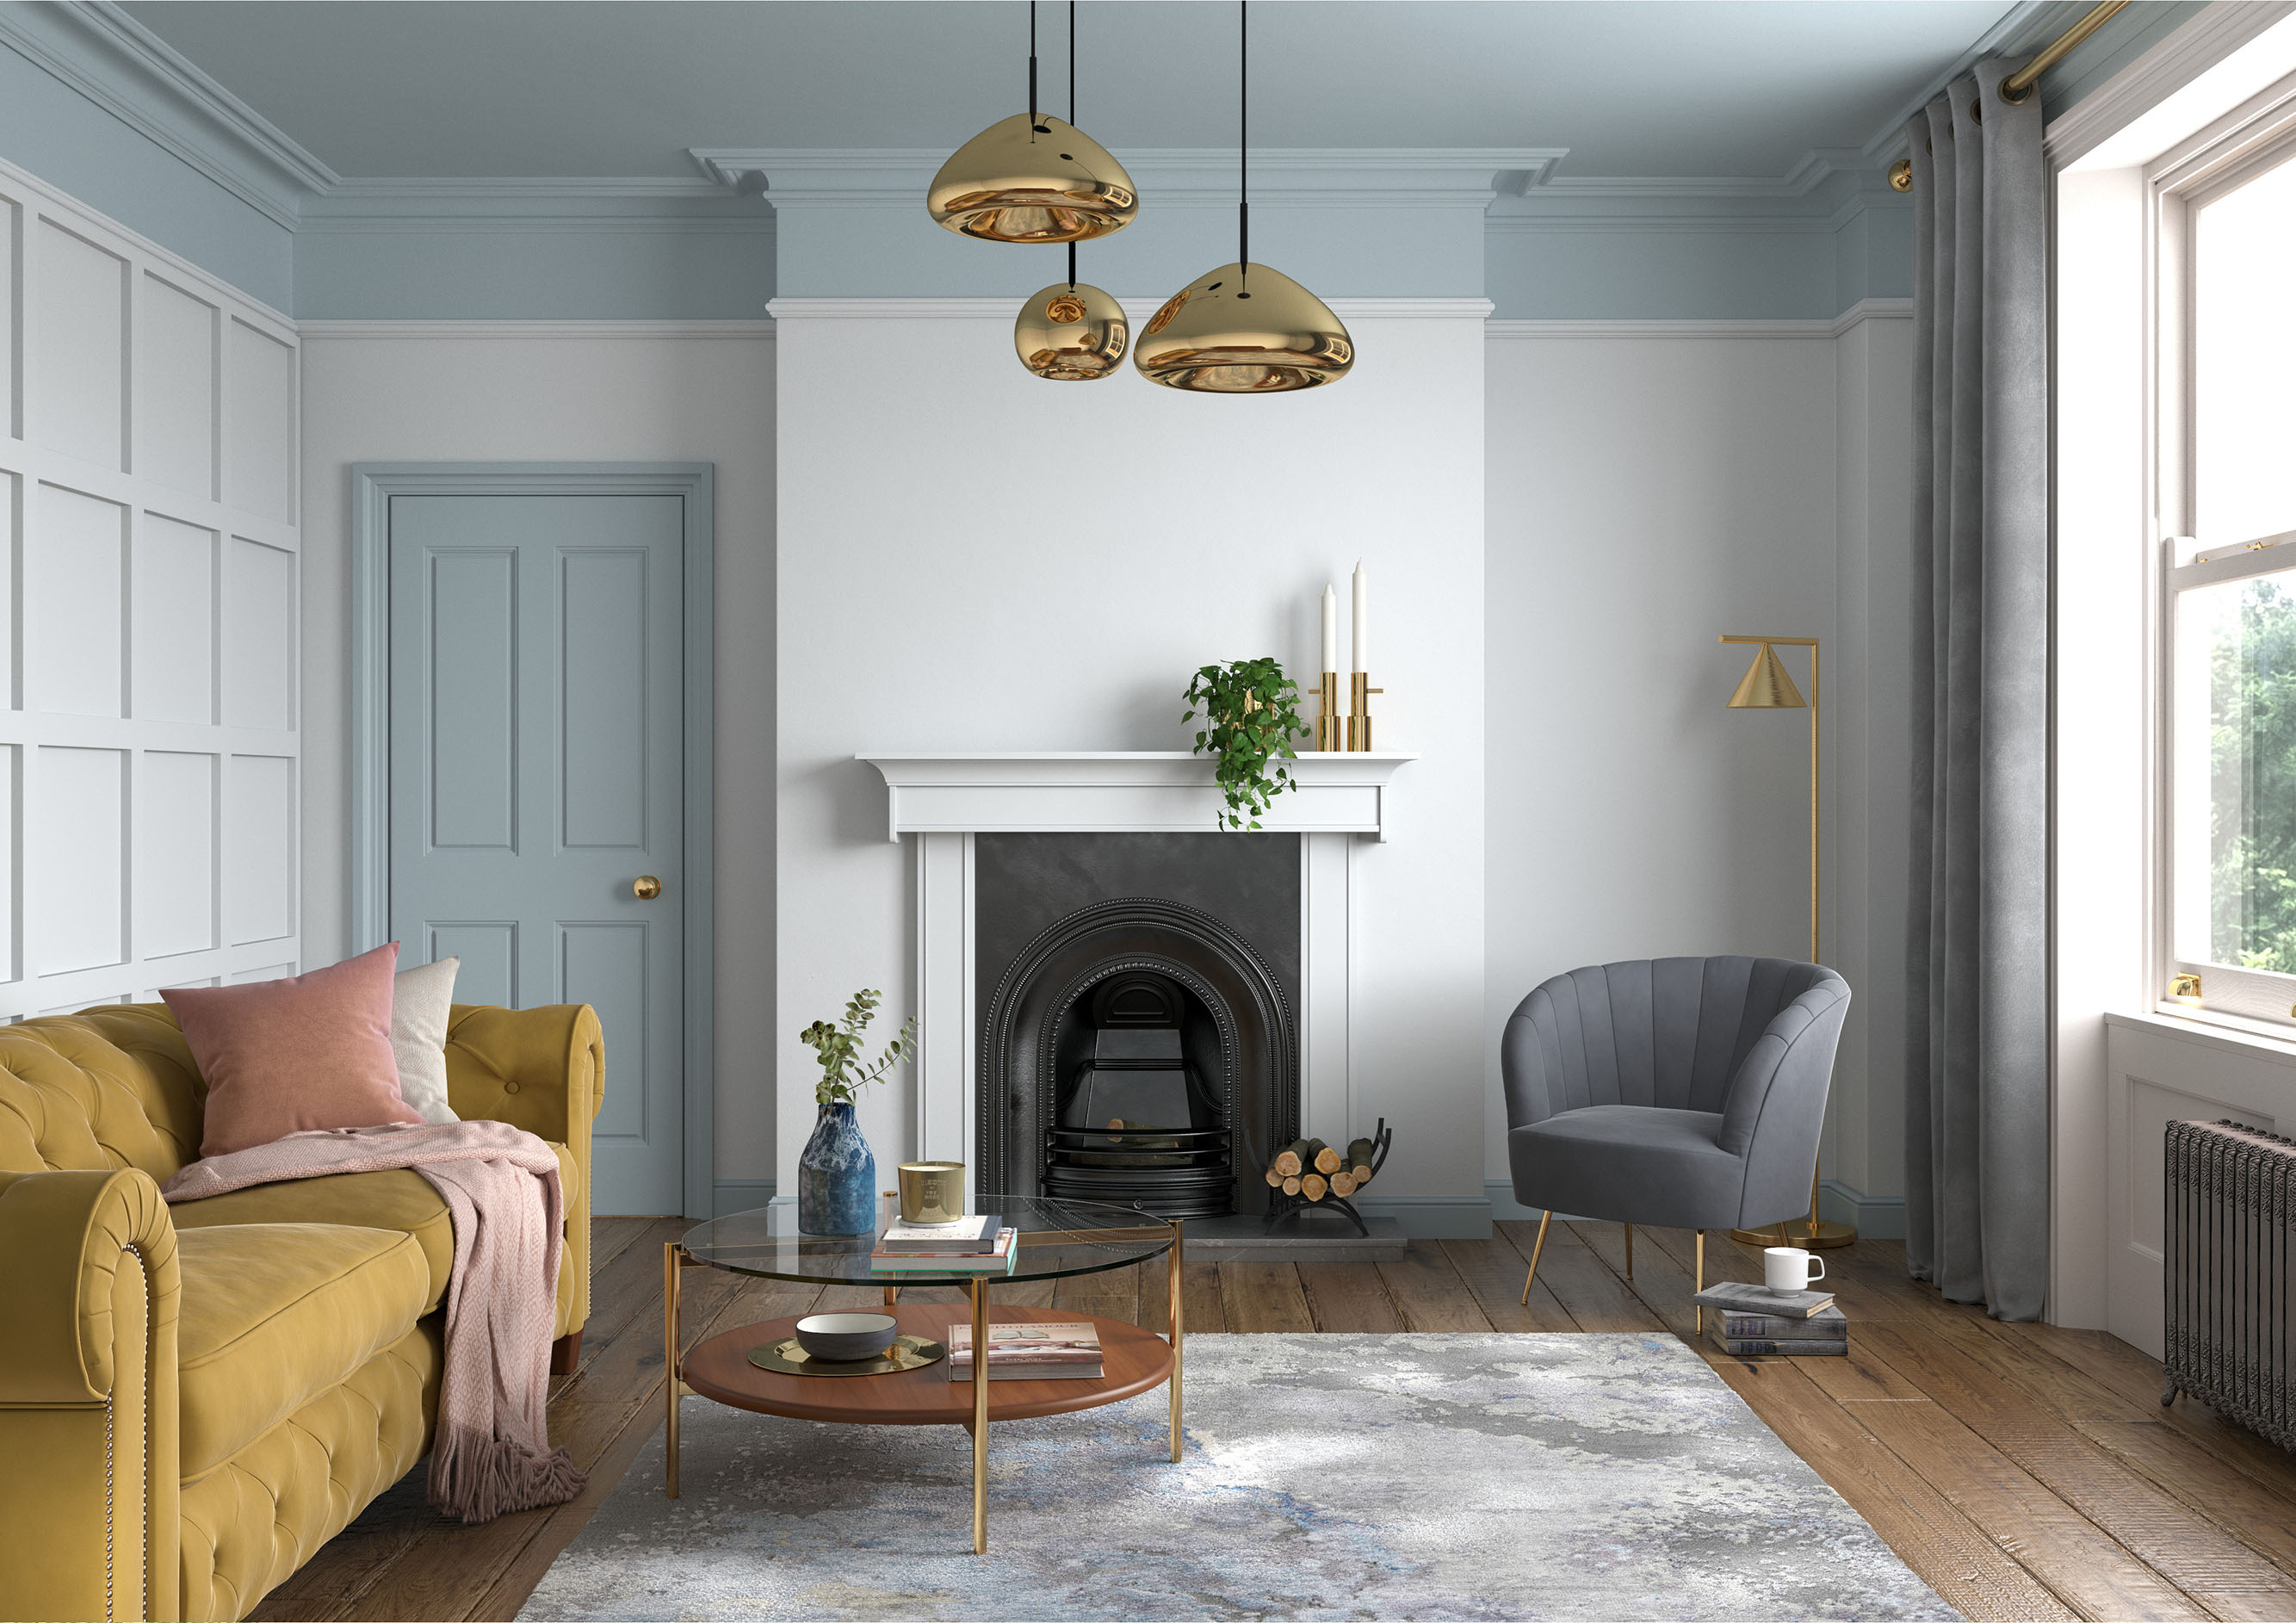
[[680, 1195, 1178, 1286]]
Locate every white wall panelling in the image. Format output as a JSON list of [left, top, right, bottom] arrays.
[[0, 153, 300, 1020]]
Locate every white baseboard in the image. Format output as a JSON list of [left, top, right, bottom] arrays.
[[713, 1179, 777, 1217]]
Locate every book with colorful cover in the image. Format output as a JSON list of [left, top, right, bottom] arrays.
[[1721, 1304, 1847, 1341], [879, 1214, 1004, 1254], [1690, 1280, 1835, 1319], [869, 1229, 1019, 1274], [946, 1321, 1104, 1381]]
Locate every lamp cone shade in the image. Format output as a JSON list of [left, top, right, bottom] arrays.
[[1134, 263, 1353, 392], [1728, 643, 1807, 709], [1015, 280, 1128, 379], [928, 113, 1137, 243]]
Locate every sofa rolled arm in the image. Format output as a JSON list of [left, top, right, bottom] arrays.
[[0, 1167, 183, 1621], [442, 1003, 604, 1341]]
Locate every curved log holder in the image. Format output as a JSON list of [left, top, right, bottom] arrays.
[[1261, 1119, 1392, 1237]]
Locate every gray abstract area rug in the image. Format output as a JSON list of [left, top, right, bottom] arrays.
[[520, 1332, 1957, 1622]]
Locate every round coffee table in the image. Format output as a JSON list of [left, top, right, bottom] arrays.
[[665, 1196, 1181, 1553]]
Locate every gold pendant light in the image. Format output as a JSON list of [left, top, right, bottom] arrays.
[[929, 3, 1136, 244], [1017, 251, 1129, 380], [1136, 0, 1352, 393], [1015, 8, 1127, 380]]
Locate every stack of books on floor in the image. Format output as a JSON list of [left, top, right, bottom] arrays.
[[869, 1214, 1018, 1276], [1693, 1281, 1847, 1357], [946, 1321, 1105, 1382]]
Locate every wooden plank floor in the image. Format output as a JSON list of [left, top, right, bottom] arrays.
[[251, 1217, 2296, 1623]]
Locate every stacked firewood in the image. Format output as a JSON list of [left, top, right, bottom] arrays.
[[1263, 1137, 1377, 1202]]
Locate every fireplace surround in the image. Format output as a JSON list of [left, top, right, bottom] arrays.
[[859, 751, 1415, 1212]]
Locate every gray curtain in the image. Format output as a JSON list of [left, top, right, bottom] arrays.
[[1903, 59, 2049, 1322]]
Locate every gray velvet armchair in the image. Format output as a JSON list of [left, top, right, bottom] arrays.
[[1501, 956, 1851, 1329]]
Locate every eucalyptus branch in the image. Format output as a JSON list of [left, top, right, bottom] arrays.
[[799, 987, 919, 1107]]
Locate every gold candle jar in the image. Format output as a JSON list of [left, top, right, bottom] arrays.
[[897, 1161, 966, 1224]]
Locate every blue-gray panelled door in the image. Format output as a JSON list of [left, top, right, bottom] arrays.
[[388, 494, 685, 1215]]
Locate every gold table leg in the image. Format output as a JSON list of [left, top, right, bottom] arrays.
[[664, 1242, 682, 1500], [1169, 1221, 1185, 1463], [970, 1277, 989, 1554]]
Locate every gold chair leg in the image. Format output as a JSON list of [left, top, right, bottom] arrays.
[[1695, 1230, 1706, 1336], [1519, 1209, 1553, 1305], [1625, 1223, 1634, 1281]]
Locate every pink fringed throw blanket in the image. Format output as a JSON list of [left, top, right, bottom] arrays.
[[161, 1119, 586, 1523]]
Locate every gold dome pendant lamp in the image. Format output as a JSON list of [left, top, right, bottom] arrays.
[[928, 2, 1136, 244], [1014, 6, 1128, 380], [1136, 0, 1352, 393]]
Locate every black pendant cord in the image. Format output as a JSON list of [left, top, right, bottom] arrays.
[[1028, 1, 1039, 129], [1068, 0, 1077, 289], [1239, 0, 1250, 288]]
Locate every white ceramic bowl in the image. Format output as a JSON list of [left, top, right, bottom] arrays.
[[794, 1311, 898, 1361]]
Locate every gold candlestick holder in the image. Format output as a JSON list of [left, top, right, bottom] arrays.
[[1314, 672, 1343, 751], [1346, 672, 1383, 752]]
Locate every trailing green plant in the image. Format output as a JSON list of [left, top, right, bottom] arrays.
[[1184, 656, 1309, 832], [799, 988, 918, 1107]]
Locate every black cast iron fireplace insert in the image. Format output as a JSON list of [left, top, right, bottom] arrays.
[[979, 895, 1298, 1221]]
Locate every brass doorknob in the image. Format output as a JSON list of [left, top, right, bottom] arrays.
[[634, 875, 663, 900]]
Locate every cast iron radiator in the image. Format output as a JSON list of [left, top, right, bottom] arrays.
[[2163, 1118, 2296, 1446]]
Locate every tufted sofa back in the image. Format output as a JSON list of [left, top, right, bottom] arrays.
[[1501, 956, 1847, 1129], [0, 1001, 605, 1179], [0, 1007, 205, 1180]]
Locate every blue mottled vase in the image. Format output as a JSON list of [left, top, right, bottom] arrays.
[[797, 1102, 876, 1236]]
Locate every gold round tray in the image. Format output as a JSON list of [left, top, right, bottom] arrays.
[[748, 1335, 946, 1378]]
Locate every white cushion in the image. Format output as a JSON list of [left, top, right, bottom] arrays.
[[391, 955, 461, 1123]]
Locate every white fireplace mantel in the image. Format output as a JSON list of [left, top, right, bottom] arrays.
[[856, 751, 1419, 1204], [857, 751, 1420, 842]]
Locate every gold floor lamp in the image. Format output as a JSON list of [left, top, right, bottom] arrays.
[[1720, 634, 1854, 1250]]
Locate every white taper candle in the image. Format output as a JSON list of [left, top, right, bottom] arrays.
[[1321, 584, 1337, 672], [1351, 561, 1369, 672]]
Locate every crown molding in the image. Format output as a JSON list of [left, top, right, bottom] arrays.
[[1485, 213, 1838, 235], [0, 0, 337, 226], [298, 176, 776, 235], [1862, 0, 2066, 161], [767, 296, 1491, 322], [299, 319, 777, 339], [2043, 0, 2296, 167], [696, 146, 1567, 208]]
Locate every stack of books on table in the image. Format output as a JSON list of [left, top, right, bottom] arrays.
[[946, 1321, 1105, 1382], [1693, 1281, 1847, 1357], [869, 1214, 1017, 1276]]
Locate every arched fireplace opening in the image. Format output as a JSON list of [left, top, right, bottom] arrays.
[[981, 896, 1298, 1220]]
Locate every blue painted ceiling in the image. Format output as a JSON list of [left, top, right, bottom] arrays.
[[120, 0, 2023, 181]]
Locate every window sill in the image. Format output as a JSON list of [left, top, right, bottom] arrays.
[[2106, 1007, 2296, 1064]]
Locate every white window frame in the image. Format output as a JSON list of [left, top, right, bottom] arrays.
[[2151, 85, 2296, 1031]]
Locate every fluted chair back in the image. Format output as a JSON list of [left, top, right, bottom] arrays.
[[1502, 955, 1849, 1231]]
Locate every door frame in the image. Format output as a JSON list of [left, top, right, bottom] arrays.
[[350, 462, 717, 1218]]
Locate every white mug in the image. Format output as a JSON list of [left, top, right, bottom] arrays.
[[1764, 1246, 1826, 1294]]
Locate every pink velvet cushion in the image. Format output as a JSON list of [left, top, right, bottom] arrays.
[[165, 943, 424, 1157]]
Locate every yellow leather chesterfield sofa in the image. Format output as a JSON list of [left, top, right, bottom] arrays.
[[0, 1000, 603, 1623]]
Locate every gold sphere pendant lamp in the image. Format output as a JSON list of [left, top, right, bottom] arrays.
[[928, 2, 1136, 245], [1013, 7, 1127, 380], [1136, 0, 1352, 393], [1017, 245, 1129, 381]]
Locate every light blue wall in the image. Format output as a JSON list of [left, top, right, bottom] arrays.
[[294, 211, 776, 320], [0, 37, 293, 308]]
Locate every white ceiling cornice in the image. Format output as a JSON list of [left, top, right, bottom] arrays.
[[767, 296, 1492, 321], [693, 146, 1569, 208], [0, 0, 340, 226]]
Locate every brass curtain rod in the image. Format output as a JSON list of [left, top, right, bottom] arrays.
[[2002, 0, 2128, 102], [1886, 0, 2127, 189]]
